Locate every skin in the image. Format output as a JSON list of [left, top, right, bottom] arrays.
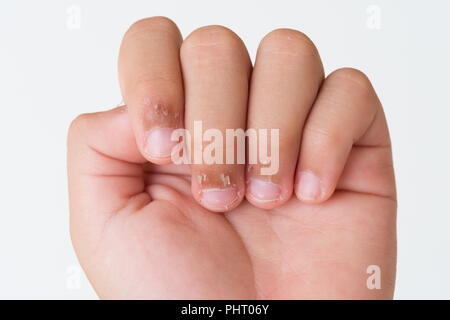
[[67, 17, 397, 299]]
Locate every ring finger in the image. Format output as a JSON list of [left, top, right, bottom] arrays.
[[245, 29, 324, 209]]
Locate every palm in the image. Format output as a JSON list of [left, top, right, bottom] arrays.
[[74, 149, 395, 300], [68, 106, 396, 299]]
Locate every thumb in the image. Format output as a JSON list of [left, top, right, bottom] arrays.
[[67, 106, 147, 261]]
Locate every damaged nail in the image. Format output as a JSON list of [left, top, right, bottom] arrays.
[[247, 178, 281, 202], [200, 187, 238, 211]]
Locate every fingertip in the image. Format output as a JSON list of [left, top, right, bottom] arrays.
[[245, 178, 290, 210], [244, 166, 295, 210], [294, 170, 333, 204], [143, 127, 179, 165], [128, 98, 184, 165], [199, 187, 241, 212], [247, 178, 281, 201], [191, 170, 245, 213]]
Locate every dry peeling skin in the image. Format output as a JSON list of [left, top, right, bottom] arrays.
[[193, 164, 242, 188], [155, 103, 169, 117], [141, 98, 182, 129], [220, 173, 231, 187], [247, 163, 281, 184], [191, 164, 245, 212], [151, 103, 169, 121], [197, 173, 207, 185]]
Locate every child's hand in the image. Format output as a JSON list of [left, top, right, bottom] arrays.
[[67, 17, 396, 299]]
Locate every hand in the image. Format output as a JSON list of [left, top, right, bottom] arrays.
[[67, 17, 396, 299]]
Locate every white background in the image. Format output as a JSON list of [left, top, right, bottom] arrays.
[[0, 0, 449, 299]]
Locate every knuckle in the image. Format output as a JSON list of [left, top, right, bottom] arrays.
[[303, 122, 346, 147], [133, 76, 177, 101], [326, 68, 378, 113], [328, 68, 373, 93], [124, 16, 180, 41], [181, 25, 244, 56], [68, 113, 89, 141], [259, 28, 318, 57]]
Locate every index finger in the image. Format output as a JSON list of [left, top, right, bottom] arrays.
[[118, 17, 184, 164]]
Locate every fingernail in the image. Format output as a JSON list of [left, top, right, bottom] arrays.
[[297, 171, 322, 201], [145, 128, 177, 158], [247, 178, 281, 202], [200, 188, 238, 211]]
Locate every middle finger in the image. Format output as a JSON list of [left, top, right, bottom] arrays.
[[180, 26, 252, 212]]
